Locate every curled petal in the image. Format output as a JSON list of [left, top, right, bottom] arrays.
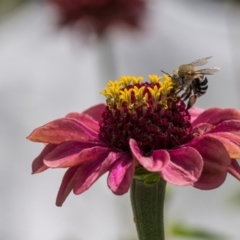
[[228, 159, 240, 181], [107, 154, 135, 195], [192, 108, 240, 126], [27, 118, 98, 144], [44, 141, 110, 168], [209, 120, 240, 136], [73, 152, 120, 195], [160, 147, 203, 186], [83, 104, 106, 122], [56, 166, 79, 207], [192, 108, 221, 127], [32, 144, 57, 173], [188, 107, 204, 123], [129, 138, 169, 172], [208, 109, 240, 125], [213, 132, 240, 146], [188, 135, 231, 189], [206, 133, 240, 159], [66, 112, 99, 132]]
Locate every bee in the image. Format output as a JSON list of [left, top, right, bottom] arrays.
[[162, 56, 220, 109]]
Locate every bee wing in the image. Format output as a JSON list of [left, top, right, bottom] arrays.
[[195, 67, 220, 75], [188, 56, 212, 66]]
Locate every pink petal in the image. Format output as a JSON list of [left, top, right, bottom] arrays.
[[207, 108, 240, 125], [209, 120, 240, 136], [44, 141, 109, 168], [192, 108, 221, 127], [228, 159, 240, 181], [188, 107, 204, 123], [27, 118, 98, 144], [66, 112, 99, 132], [192, 123, 215, 135], [107, 154, 135, 195], [129, 138, 169, 172], [73, 152, 120, 195], [32, 144, 57, 174], [213, 132, 240, 146], [56, 166, 79, 207], [188, 135, 231, 189], [194, 108, 240, 127], [206, 133, 240, 159], [83, 104, 106, 122], [160, 147, 203, 186]]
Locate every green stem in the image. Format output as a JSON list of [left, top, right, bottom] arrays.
[[130, 178, 167, 240]]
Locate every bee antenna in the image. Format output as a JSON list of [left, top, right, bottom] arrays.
[[161, 70, 172, 78]]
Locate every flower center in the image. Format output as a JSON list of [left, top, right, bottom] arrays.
[[99, 75, 193, 154]]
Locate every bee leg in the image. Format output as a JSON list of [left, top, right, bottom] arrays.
[[175, 88, 182, 94], [175, 85, 184, 95], [187, 95, 197, 109]]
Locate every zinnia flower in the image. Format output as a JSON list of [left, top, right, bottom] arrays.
[[27, 75, 240, 206], [49, 0, 147, 36]]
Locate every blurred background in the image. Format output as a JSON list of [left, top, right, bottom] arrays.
[[1, 0, 240, 239]]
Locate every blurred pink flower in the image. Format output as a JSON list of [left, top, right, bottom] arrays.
[[49, 0, 147, 36], [28, 75, 240, 206]]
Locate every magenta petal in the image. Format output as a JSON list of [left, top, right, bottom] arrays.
[[209, 120, 240, 136], [83, 104, 106, 122], [160, 147, 203, 185], [73, 152, 114, 195], [27, 118, 98, 144], [192, 108, 221, 127], [212, 132, 240, 146], [188, 107, 204, 123], [207, 108, 240, 125], [228, 159, 240, 181], [32, 144, 57, 173], [193, 108, 240, 126], [188, 135, 231, 189], [206, 133, 240, 159], [56, 166, 79, 207], [44, 141, 108, 168], [107, 154, 134, 195], [129, 138, 169, 172], [66, 112, 99, 132], [192, 123, 214, 135]]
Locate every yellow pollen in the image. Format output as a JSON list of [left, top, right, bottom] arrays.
[[132, 76, 144, 85], [132, 86, 148, 107], [119, 76, 143, 88], [100, 75, 177, 110], [119, 88, 132, 107], [119, 76, 133, 88], [160, 75, 174, 94], [149, 75, 162, 84], [148, 85, 161, 101]]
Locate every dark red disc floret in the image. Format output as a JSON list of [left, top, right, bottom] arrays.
[[99, 98, 193, 155]]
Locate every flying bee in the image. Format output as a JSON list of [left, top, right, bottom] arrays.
[[161, 56, 220, 109]]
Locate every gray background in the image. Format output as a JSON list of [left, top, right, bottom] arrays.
[[1, 0, 240, 239]]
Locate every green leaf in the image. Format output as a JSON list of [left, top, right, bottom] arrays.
[[0, 0, 31, 17], [168, 223, 227, 240], [134, 167, 160, 183]]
